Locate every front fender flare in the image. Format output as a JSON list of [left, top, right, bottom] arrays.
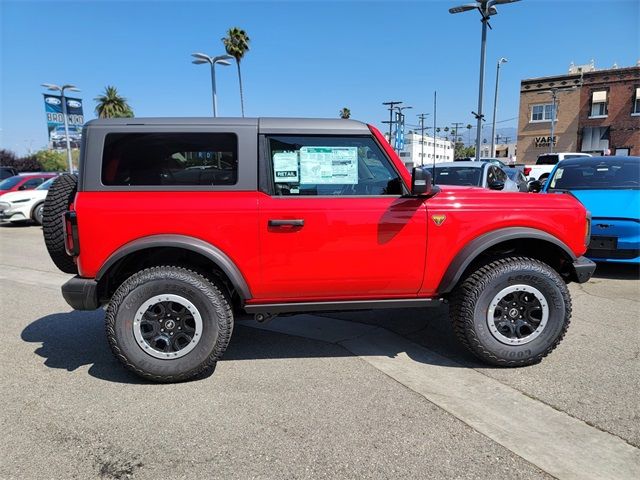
[[437, 227, 576, 294]]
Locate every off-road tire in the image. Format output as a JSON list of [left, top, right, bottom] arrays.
[[42, 174, 77, 274], [449, 257, 571, 367], [105, 266, 233, 382]]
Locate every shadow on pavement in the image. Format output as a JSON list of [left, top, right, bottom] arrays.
[[0, 221, 36, 228], [21, 305, 485, 383], [592, 262, 640, 280]]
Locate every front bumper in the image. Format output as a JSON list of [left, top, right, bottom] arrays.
[[61, 276, 99, 310], [572, 256, 596, 283]]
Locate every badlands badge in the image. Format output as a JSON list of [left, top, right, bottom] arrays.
[[431, 214, 446, 226]]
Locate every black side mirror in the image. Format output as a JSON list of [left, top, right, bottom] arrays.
[[411, 168, 433, 196], [527, 180, 542, 193], [488, 180, 505, 191]]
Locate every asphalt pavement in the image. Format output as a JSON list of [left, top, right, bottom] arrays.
[[1, 222, 638, 479]]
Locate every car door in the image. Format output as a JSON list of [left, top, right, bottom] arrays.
[[256, 134, 427, 300]]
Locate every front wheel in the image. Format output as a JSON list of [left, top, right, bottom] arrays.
[[449, 257, 571, 367], [106, 266, 233, 382]]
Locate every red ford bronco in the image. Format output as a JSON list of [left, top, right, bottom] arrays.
[[43, 118, 595, 382]]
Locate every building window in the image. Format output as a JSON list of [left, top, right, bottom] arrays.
[[399, 152, 409, 157], [590, 90, 608, 117], [530, 104, 555, 122], [633, 87, 640, 115]]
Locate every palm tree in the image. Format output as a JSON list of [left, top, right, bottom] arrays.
[[339, 107, 351, 119], [466, 124, 473, 146], [94, 86, 133, 118], [222, 27, 250, 117]]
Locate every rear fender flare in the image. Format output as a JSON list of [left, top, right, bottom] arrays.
[[96, 234, 252, 301]]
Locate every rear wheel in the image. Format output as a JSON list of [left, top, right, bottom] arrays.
[[42, 174, 78, 274], [105, 266, 233, 382], [449, 257, 571, 366]]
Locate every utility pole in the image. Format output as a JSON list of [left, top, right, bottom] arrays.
[[417, 113, 430, 166], [382, 101, 403, 146], [537, 87, 575, 153], [490, 57, 508, 157], [451, 122, 465, 159]]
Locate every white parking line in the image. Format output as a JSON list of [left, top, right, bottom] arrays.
[[242, 315, 640, 480]]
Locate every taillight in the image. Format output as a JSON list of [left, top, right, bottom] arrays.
[[63, 211, 80, 256], [524, 167, 531, 176], [585, 211, 592, 247]]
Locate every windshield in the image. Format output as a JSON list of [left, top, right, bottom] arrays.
[[548, 160, 640, 190], [0, 176, 22, 190], [36, 178, 55, 190], [434, 166, 482, 186]]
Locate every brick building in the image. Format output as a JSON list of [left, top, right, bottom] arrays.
[[577, 66, 640, 156], [516, 63, 640, 164]]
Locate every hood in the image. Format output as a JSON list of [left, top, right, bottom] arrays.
[[0, 189, 47, 203], [562, 189, 640, 219]]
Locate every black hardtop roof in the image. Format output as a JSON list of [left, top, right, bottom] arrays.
[[84, 117, 370, 135], [559, 156, 640, 166]]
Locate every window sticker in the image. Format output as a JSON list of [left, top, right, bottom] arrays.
[[273, 151, 299, 183], [299, 146, 358, 185]]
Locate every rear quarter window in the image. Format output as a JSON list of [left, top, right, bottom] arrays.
[[101, 132, 238, 186], [536, 155, 558, 165]]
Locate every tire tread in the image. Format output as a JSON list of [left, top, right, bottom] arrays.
[[105, 265, 233, 383], [449, 256, 572, 367]]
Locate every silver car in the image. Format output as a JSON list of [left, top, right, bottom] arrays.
[[428, 161, 520, 192]]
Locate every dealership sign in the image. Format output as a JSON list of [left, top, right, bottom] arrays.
[[44, 94, 84, 150], [534, 136, 557, 148]]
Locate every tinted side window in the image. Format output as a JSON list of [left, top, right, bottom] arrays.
[[267, 135, 403, 196], [102, 133, 238, 186], [22, 178, 45, 189], [536, 155, 558, 165]]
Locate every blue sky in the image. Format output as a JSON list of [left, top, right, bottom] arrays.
[[1, 0, 638, 154]]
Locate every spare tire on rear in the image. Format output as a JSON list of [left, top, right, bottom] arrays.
[[43, 174, 78, 274]]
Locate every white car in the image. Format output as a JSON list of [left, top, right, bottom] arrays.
[[0, 177, 55, 224], [524, 152, 592, 181]]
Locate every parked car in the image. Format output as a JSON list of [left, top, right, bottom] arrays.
[[0, 173, 57, 196], [0, 177, 54, 224], [543, 155, 639, 263], [43, 117, 594, 382], [524, 152, 592, 181], [0, 166, 19, 180], [428, 161, 520, 192]]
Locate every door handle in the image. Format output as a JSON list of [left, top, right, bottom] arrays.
[[268, 219, 304, 227]]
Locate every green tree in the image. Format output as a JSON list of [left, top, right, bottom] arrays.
[[94, 86, 134, 118], [222, 27, 250, 117], [0, 149, 44, 172], [33, 149, 79, 171], [339, 107, 351, 119]]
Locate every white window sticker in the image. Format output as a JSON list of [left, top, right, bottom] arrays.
[[273, 151, 299, 183], [299, 146, 358, 185]]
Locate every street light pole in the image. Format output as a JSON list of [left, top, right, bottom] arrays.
[[42, 83, 80, 173], [192, 53, 232, 117], [449, 0, 522, 159], [476, 14, 488, 159], [490, 57, 508, 157]]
